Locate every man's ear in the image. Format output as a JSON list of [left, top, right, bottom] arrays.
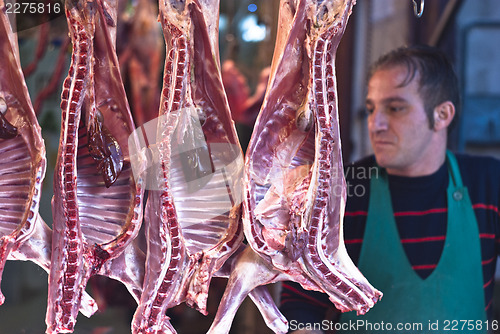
[[433, 101, 455, 131]]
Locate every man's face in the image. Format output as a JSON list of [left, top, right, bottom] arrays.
[[366, 65, 437, 176]]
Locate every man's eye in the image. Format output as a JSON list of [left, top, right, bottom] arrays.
[[365, 107, 374, 115], [388, 106, 404, 113]]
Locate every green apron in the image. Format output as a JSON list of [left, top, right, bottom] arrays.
[[339, 151, 487, 333]]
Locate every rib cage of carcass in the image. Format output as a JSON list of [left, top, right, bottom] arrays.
[[46, 0, 146, 332], [0, 0, 103, 322], [0, 0, 47, 305], [209, 0, 382, 332]]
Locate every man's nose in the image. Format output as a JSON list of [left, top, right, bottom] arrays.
[[368, 108, 388, 132]]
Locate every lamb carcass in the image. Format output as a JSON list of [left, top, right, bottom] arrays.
[[0, 0, 46, 304], [0, 0, 101, 319], [128, 1, 294, 332], [46, 0, 145, 332], [208, 1, 381, 333], [130, 0, 245, 332]]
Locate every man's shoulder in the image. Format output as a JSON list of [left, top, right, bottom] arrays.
[[343, 155, 377, 184], [454, 152, 500, 185], [454, 152, 500, 172], [344, 155, 377, 172]]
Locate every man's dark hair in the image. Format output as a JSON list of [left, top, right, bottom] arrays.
[[368, 45, 460, 130]]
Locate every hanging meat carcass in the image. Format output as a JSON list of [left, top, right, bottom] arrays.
[[0, 0, 101, 319], [130, 0, 245, 332], [128, 1, 296, 332], [46, 0, 145, 332], [0, 0, 46, 305], [208, 1, 382, 333]]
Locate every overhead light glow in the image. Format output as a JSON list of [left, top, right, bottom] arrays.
[[219, 14, 228, 31], [239, 14, 267, 42]]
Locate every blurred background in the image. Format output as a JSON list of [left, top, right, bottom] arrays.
[[1, 0, 500, 333]]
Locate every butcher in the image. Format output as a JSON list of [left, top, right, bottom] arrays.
[[280, 45, 500, 333]]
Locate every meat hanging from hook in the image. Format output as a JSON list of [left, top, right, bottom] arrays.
[[412, 0, 425, 18]]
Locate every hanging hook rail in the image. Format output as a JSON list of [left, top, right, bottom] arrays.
[[412, 0, 425, 18]]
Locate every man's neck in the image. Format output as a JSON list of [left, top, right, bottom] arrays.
[[386, 141, 447, 177]]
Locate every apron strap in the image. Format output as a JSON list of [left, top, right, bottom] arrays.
[[446, 150, 463, 188]]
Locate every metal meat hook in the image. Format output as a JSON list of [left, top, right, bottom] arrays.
[[412, 0, 425, 18]]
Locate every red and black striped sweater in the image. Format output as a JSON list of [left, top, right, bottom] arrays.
[[280, 153, 500, 323]]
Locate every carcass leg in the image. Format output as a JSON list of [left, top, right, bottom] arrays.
[[97, 242, 145, 304], [249, 286, 288, 333], [10, 214, 98, 317], [207, 247, 288, 334]]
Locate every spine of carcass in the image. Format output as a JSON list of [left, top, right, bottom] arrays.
[[131, 21, 187, 334], [46, 11, 91, 334]]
